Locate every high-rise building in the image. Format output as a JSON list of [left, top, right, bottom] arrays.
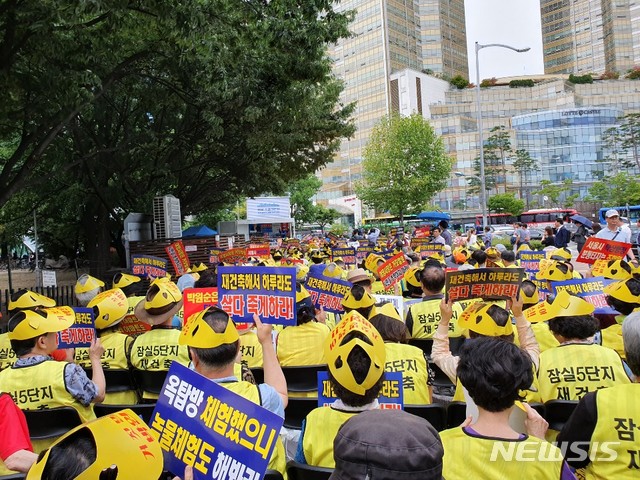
[[317, 0, 468, 216], [541, 0, 638, 75]]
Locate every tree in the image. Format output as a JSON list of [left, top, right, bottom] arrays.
[[356, 114, 452, 226], [468, 126, 513, 195], [613, 114, 640, 171], [0, 1, 355, 274], [312, 205, 341, 233], [587, 173, 640, 206], [487, 193, 524, 216], [288, 175, 323, 228], [537, 179, 575, 207], [450, 75, 469, 90], [512, 149, 539, 205]]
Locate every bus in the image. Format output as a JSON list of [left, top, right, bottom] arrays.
[[598, 205, 640, 223], [518, 208, 578, 229], [474, 213, 518, 227]]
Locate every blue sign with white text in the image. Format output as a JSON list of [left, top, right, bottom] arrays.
[[551, 277, 617, 315]]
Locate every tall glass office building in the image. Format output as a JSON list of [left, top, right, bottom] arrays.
[[512, 107, 622, 197]]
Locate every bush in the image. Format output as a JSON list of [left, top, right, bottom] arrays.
[[599, 71, 619, 80], [568, 73, 593, 84], [450, 75, 470, 90], [626, 67, 640, 80], [480, 77, 498, 88], [509, 79, 535, 88], [529, 240, 544, 251]]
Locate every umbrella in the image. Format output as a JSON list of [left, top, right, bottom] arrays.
[[570, 214, 593, 229], [416, 211, 451, 221]]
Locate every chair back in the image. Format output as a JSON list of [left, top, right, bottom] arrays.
[[429, 361, 454, 388], [287, 460, 333, 480], [446, 401, 467, 429], [282, 365, 327, 393], [284, 398, 318, 430], [94, 403, 157, 425], [251, 367, 264, 385], [23, 407, 83, 440], [133, 369, 168, 396], [0, 474, 26, 479], [264, 470, 284, 480], [448, 336, 466, 356], [408, 338, 433, 358], [529, 402, 546, 418], [404, 404, 447, 431], [104, 369, 137, 393], [544, 400, 578, 431]]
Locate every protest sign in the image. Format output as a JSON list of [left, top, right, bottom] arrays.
[[132, 255, 168, 279], [246, 245, 271, 259], [372, 295, 404, 318], [150, 362, 283, 480], [218, 248, 248, 265], [531, 279, 552, 302], [166, 241, 191, 276], [551, 277, 617, 315], [576, 237, 631, 264], [285, 238, 301, 247], [57, 307, 95, 349], [445, 268, 526, 302], [413, 226, 431, 238], [410, 237, 431, 249], [389, 227, 404, 237], [356, 245, 374, 261], [331, 247, 356, 267], [519, 250, 546, 276], [378, 252, 409, 289], [318, 371, 403, 409], [416, 244, 444, 260], [365, 252, 383, 273], [217, 266, 296, 325], [183, 288, 219, 326], [209, 248, 224, 264], [305, 273, 351, 314]]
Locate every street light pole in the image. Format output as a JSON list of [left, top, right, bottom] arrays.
[[475, 41, 530, 229]]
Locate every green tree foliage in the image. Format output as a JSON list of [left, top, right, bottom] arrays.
[[328, 222, 349, 236], [512, 149, 539, 201], [587, 173, 640, 206], [469, 126, 513, 194], [312, 205, 341, 232], [602, 114, 640, 172], [0, 1, 355, 272], [509, 79, 535, 88], [288, 175, 323, 228], [568, 74, 593, 84], [450, 75, 470, 89], [537, 179, 575, 207], [626, 67, 640, 80], [487, 193, 524, 216], [356, 114, 451, 226]]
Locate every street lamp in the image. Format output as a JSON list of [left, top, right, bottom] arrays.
[[475, 41, 530, 229]]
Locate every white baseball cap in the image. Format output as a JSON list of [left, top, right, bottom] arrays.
[[605, 209, 620, 218]]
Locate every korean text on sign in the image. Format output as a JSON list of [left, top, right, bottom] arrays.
[[551, 277, 617, 315], [132, 255, 168, 279], [378, 252, 410, 289], [57, 307, 96, 349], [217, 266, 296, 325], [317, 371, 403, 409], [150, 362, 283, 480], [576, 237, 631, 264], [166, 240, 191, 276], [445, 268, 526, 302], [305, 273, 351, 314], [183, 287, 219, 326]]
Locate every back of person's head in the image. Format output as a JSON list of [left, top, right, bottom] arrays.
[[484, 226, 491, 232], [622, 311, 640, 377], [342, 284, 375, 319], [555, 217, 563, 225], [605, 277, 640, 315], [471, 249, 487, 266], [420, 265, 445, 293], [439, 220, 449, 229], [519, 280, 539, 309], [38, 428, 96, 480], [457, 337, 533, 412], [325, 312, 385, 407], [184, 308, 240, 368], [462, 303, 513, 341], [548, 314, 599, 340], [296, 284, 316, 325], [194, 269, 218, 288], [330, 409, 443, 480], [7, 312, 41, 357], [501, 250, 515, 263], [368, 313, 409, 343], [521, 222, 527, 229]]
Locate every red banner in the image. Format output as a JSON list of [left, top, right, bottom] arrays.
[[413, 227, 431, 238], [165, 241, 190, 276], [247, 245, 271, 258], [183, 287, 219, 326], [576, 237, 631, 264], [218, 247, 248, 264], [378, 252, 409, 289]]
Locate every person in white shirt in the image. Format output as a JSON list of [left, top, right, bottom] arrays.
[[431, 227, 446, 246], [595, 209, 636, 263]]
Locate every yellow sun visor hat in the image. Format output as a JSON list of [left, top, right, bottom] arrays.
[[112, 272, 142, 289], [191, 262, 208, 272], [75, 274, 105, 295], [365, 254, 384, 273], [8, 289, 56, 311], [519, 280, 540, 306], [403, 267, 422, 289], [594, 259, 634, 280], [8, 306, 75, 341], [546, 247, 572, 262], [604, 278, 640, 304], [27, 409, 163, 480], [458, 302, 513, 337], [525, 290, 595, 323], [371, 302, 402, 322], [341, 288, 375, 310], [323, 263, 345, 279], [324, 311, 386, 395], [88, 288, 129, 330], [135, 280, 183, 325], [536, 260, 572, 281], [180, 307, 240, 348]]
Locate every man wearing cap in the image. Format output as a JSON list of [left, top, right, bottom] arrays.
[[557, 310, 640, 479], [179, 308, 288, 475], [527, 291, 630, 404], [0, 308, 106, 427], [595, 209, 637, 263], [296, 311, 386, 468], [130, 279, 189, 399]]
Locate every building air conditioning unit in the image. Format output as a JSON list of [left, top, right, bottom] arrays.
[[153, 195, 182, 239]]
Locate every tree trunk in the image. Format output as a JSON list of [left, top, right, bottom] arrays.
[[81, 203, 111, 280]]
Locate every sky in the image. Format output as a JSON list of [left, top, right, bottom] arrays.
[[464, 0, 545, 80]]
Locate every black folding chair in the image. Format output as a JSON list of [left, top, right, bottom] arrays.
[[404, 404, 447, 432], [133, 369, 168, 401], [408, 338, 433, 358], [544, 400, 578, 431], [282, 365, 327, 393], [446, 401, 468, 429], [448, 336, 466, 356], [23, 407, 83, 441], [0, 474, 26, 480], [264, 470, 284, 480], [284, 398, 318, 430], [94, 403, 157, 425], [103, 369, 137, 393], [287, 460, 333, 480]]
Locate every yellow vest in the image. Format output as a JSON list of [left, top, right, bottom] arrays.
[[130, 328, 189, 371], [277, 322, 330, 366], [221, 381, 287, 477], [407, 298, 466, 339], [530, 322, 560, 352], [440, 427, 564, 478], [538, 343, 630, 402], [0, 360, 95, 423], [600, 324, 625, 360], [384, 342, 430, 405], [0, 332, 17, 372], [303, 406, 360, 467], [587, 384, 640, 479], [239, 331, 263, 368], [371, 281, 395, 295], [324, 312, 337, 331]]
